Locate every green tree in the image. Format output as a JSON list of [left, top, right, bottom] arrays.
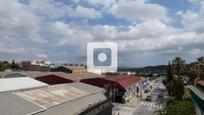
[[10, 60, 19, 69], [164, 62, 174, 97], [172, 57, 186, 79], [166, 80, 174, 97], [188, 62, 198, 84], [155, 99, 196, 115], [166, 61, 173, 83], [172, 78, 184, 100], [166, 78, 184, 100], [0, 61, 10, 71], [196, 56, 204, 80]]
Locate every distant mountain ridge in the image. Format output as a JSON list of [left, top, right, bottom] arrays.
[[118, 65, 168, 73]]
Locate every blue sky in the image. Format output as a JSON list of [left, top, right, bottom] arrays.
[[0, 0, 204, 67]]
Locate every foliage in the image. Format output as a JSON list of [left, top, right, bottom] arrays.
[[166, 78, 184, 100], [164, 60, 184, 100], [171, 57, 186, 79], [103, 72, 119, 75], [0, 60, 20, 71], [155, 99, 196, 115], [183, 88, 190, 99], [187, 62, 198, 84], [166, 61, 173, 83], [10, 60, 20, 69], [0, 61, 10, 71]]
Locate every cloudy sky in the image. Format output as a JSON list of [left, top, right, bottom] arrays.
[[0, 0, 204, 67]]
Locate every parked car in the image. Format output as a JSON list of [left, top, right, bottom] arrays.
[[145, 95, 152, 101], [144, 89, 150, 93], [158, 94, 163, 97]]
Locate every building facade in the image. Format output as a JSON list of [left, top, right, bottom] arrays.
[[52, 64, 87, 74], [21, 60, 53, 72], [81, 75, 142, 103]]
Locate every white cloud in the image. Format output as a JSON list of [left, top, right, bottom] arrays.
[[178, 1, 204, 33], [48, 19, 203, 56], [110, 0, 170, 22], [178, 10, 204, 33], [36, 54, 48, 58], [1, 0, 204, 66], [28, 0, 102, 19], [74, 6, 102, 19], [190, 48, 201, 55], [86, 0, 116, 8], [0, 0, 45, 43], [50, 22, 94, 47]]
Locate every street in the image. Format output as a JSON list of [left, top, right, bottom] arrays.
[[113, 77, 168, 115]]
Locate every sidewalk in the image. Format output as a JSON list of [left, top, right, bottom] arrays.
[[126, 96, 142, 108]]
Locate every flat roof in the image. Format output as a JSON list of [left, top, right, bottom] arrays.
[[0, 77, 48, 93], [15, 83, 106, 114], [0, 82, 107, 115], [37, 92, 107, 115], [0, 92, 44, 115], [188, 85, 204, 100], [15, 84, 89, 108]]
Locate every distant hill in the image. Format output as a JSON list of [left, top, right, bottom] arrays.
[[118, 65, 168, 73]]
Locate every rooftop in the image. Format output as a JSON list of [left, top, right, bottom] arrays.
[[196, 80, 204, 88], [102, 75, 141, 88], [0, 77, 48, 93], [35, 75, 73, 85], [0, 93, 44, 115], [81, 75, 142, 90], [0, 83, 107, 115], [0, 71, 105, 80], [15, 84, 89, 108]]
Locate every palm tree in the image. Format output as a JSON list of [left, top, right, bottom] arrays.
[[172, 57, 186, 79], [188, 62, 198, 84]]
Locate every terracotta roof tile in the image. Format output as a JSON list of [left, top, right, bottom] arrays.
[[196, 80, 204, 88]]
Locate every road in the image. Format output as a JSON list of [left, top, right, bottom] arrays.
[[134, 77, 167, 115], [113, 77, 168, 115]]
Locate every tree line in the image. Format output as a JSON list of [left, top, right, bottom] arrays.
[[0, 60, 19, 71], [156, 56, 200, 115]]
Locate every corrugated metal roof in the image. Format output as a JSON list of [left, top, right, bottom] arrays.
[[188, 85, 204, 100], [0, 77, 48, 93], [0, 92, 44, 115], [0, 82, 107, 115], [15, 83, 107, 115], [36, 92, 107, 115]]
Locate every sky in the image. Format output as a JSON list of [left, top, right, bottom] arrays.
[[0, 0, 204, 67]]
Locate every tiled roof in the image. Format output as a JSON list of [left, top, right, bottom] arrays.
[[102, 75, 141, 89], [81, 75, 141, 90], [196, 80, 204, 88], [35, 75, 73, 85]]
